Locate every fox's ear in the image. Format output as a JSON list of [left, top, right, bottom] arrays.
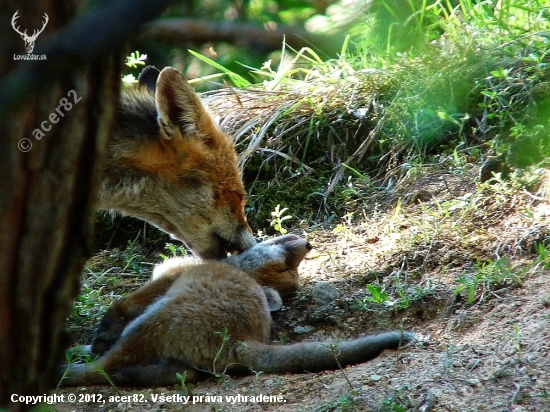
[[138, 66, 160, 92], [155, 67, 215, 141]]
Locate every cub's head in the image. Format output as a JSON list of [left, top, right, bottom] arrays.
[[227, 234, 312, 295], [101, 66, 256, 259]]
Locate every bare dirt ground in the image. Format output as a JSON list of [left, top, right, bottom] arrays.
[[54, 164, 550, 411]]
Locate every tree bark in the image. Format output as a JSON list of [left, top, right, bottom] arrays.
[[0, 0, 171, 409], [0, 3, 120, 409]]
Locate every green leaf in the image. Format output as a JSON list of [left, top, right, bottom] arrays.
[[188, 49, 251, 88]]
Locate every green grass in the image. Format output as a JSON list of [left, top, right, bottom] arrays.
[[187, 0, 549, 229]]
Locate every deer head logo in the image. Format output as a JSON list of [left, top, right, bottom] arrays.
[[12, 11, 49, 54]]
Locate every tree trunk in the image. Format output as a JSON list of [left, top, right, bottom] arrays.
[[1, 0, 174, 406], [0, 1, 120, 409]]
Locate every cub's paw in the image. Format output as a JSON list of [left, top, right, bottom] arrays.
[[91, 314, 127, 355]]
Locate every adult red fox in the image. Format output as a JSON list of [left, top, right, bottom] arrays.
[[58, 235, 413, 387], [98, 66, 256, 259]]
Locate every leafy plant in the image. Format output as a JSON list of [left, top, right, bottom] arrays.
[[358, 274, 439, 311], [380, 394, 409, 412], [122, 50, 147, 85], [357, 283, 408, 310], [57, 346, 116, 388], [332, 212, 356, 241], [160, 243, 188, 261], [212, 327, 231, 376], [270, 204, 292, 235], [125, 50, 148, 68], [364, 283, 391, 305], [454, 257, 525, 304], [175, 370, 194, 394]]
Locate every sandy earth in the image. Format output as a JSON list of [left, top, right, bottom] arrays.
[[54, 166, 550, 411]]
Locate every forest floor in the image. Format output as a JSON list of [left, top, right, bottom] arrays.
[[54, 162, 550, 412]]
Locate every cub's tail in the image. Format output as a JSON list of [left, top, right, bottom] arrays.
[[235, 331, 413, 374], [57, 332, 413, 387]]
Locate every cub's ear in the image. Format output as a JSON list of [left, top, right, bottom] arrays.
[[138, 66, 160, 92], [263, 287, 283, 312], [154, 67, 216, 141]]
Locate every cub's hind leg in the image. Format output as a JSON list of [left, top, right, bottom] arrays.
[[61, 297, 177, 386], [91, 272, 180, 355]]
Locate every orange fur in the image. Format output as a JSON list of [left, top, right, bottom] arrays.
[[98, 66, 256, 259]]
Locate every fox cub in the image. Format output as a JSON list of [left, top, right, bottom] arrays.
[[59, 235, 412, 387], [99, 66, 256, 259]]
